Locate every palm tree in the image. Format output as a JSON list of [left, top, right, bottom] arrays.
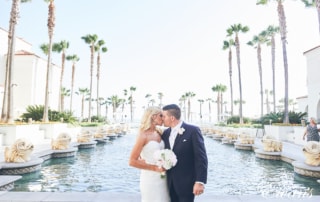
[[184, 92, 196, 121], [75, 88, 90, 121], [100, 99, 111, 121], [212, 84, 227, 122], [96, 97, 106, 118], [81, 34, 98, 122], [219, 85, 227, 120], [279, 98, 297, 111], [1, 0, 31, 123], [234, 99, 246, 119], [301, 0, 320, 34], [52, 40, 69, 112], [158, 92, 164, 108], [145, 94, 152, 107], [107, 95, 123, 121], [257, 0, 289, 124], [129, 86, 136, 121], [222, 38, 235, 116], [60, 87, 70, 112], [206, 98, 213, 122], [149, 99, 156, 106], [247, 31, 269, 118], [40, 43, 50, 55], [227, 23, 249, 124], [66, 54, 80, 112], [265, 25, 280, 113], [198, 99, 204, 120], [122, 89, 128, 120], [95, 39, 108, 117], [42, 0, 56, 123], [179, 95, 187, 120], [264, 89, 274, 114]]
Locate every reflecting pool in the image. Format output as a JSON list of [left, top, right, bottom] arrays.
[[12, 131, 320, 196]]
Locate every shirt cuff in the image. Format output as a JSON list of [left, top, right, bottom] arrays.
[[195, 181, 205, 185]]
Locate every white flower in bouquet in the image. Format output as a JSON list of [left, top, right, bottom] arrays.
[[153, 149, 177, 178]]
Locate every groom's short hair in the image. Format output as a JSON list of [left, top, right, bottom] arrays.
[[162, 104, 181, 120]]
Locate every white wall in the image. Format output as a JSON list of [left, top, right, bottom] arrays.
[[303, 46, 320, 121], [0, 27, 61, 119]]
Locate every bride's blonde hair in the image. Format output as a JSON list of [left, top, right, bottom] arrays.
[[139, 106, 162, 134]]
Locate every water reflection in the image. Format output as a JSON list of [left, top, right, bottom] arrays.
[[12, 133, 320, 196]]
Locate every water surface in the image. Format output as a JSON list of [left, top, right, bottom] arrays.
[[13, 132, 320, 196]]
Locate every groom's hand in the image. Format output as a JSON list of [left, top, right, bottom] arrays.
[[193, 182, 205, 196]]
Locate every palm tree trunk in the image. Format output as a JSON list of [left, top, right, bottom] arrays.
[[217, 95, 220, 121], [271, 35, 276, 112], [228, 49, 233, 116], [70, 63, 75, 112], [1, 20, 12, 122], [96, 53, 101, 117], [258, 44, 264, 118], [43, 0, 55, 123], [88, 45, 94, 122], [220, 93, 223, 120], [81, 96, 84, 119], [7, 26, 17, 124], [235, 35, 243, 124], [277, 1, 289, 124], [58, 52, 65, 112], [5, 0, 20, 123]]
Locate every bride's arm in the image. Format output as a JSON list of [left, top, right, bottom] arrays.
[[129, 133, 164, 172]]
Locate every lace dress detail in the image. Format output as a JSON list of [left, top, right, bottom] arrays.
[[140, 141, 170, 202]]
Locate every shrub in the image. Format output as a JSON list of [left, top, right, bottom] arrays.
[[20, 105, 77, 123]]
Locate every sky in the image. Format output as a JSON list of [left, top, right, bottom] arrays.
[[0, 0, 319, 120]]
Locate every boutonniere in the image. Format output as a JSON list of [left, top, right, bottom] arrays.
[[178, 127, 185, 135]]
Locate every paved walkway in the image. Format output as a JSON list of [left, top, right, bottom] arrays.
[[1, 138, 320, 201]]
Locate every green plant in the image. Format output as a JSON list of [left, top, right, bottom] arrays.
[[21, 105, 44, 122], [20, 105, 77, 123], [261, 111, 307, 124], [227, 116, 250, 124]]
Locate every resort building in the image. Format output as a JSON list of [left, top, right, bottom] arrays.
[[297, 45, 320, 122], [0, 27, 60, 120]]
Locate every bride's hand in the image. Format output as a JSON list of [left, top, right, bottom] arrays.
[[154, 166, 166, 173]]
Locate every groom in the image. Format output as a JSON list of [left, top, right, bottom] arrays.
[[161, 104, 208, 202]]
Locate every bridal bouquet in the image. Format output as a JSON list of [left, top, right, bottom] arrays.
[[153, 149, 177, 178]]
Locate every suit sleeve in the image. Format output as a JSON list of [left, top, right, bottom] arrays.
[[191, 126, 208, 184]]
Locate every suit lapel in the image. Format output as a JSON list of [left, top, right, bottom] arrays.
[[165, 128, 172, 149]]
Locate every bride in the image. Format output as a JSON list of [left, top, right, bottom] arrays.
[[129, 106, 170, 202]]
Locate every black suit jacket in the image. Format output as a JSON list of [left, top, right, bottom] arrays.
[[162, 122, 208, 195]]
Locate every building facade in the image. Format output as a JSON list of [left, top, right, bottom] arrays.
[[0, 27, 60, 120], [297, 45, 320, 122]]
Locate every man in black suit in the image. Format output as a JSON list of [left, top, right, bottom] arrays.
[[161, 104, 208, 202]]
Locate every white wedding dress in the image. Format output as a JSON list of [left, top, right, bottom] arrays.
[[140, 140, 170, 202]]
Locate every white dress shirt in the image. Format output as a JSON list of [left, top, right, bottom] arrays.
[[169, 121, 183, 149]]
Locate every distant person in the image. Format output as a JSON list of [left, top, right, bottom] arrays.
[[161, 104, 208, 202], [129, 106, 170, 202], [303, 117, 320, 142]]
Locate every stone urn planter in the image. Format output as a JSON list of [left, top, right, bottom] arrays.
[[303, 141, 320, 166], [261, 135, 283, 152]]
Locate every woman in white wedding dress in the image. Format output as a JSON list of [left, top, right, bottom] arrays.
[[129, 106, 170, 202]]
